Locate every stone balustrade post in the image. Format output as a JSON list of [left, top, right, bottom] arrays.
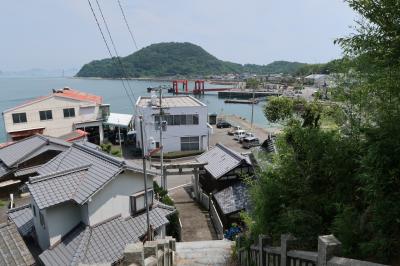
[[124, 243, 144, 266], [317, 235, 342, 266], [157, 239, 168, 266], [144, 241, 158, 265]]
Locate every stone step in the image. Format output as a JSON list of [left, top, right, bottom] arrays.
[[176, 240, 234, 266]]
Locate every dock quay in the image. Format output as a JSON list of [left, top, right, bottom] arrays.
[[218, 90, 282, 99], [224, 98, 259, 104]]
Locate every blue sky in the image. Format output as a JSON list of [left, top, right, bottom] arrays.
[[0, 0, 356, 71]]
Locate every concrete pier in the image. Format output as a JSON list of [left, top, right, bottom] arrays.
[[218, 90, 281, 99]]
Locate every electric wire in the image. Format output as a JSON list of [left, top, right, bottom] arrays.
[[93, 0, 137, 103], [86, 0, 135, 109], [117, 0, 139, 50]]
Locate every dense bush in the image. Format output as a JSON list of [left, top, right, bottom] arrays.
[[248, 1, 400, 263]]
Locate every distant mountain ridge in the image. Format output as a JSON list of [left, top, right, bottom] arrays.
[[76, 42, 312, 78]]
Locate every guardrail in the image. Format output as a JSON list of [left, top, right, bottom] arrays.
[[198, 188, 210, 210], [236, 234, 387, 266], [209, 199, 224, 239]]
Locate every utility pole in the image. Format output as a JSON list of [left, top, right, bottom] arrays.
[[117, 119, 122, 154], [139, 117, 151, 240], [251, 85, 255, 128], [159, 88, 165, 189]]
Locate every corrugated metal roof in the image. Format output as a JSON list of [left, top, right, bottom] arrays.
[[104, 113, 133, 128], [39, 204, 174, 266], [214, 182, 251, 215], [0, 221, 35, 266], [196, 143, 251, 179], [3, 88, 102, 114], [7, 204, 34, 237], [31, 143, 158, 208], [54, 88, 102, 104]]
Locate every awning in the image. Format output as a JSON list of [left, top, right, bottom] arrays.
[[59, 130, 89, 142], [104, 113, 133, 128]]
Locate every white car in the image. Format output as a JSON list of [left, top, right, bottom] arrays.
[[228, 125, 242, 135], [242, 137, 260, 149], [239, 132, 255, 143], [233, 130, 246, 141]]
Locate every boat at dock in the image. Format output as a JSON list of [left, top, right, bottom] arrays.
[[224, 98, 259, 104]]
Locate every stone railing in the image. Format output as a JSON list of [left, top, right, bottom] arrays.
[[121, 237, 176, 266], [236, 234, 388, 266]]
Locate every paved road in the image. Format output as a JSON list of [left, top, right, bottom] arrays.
[[169, 186, 218, 242]]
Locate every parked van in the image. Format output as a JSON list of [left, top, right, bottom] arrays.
[[233, 130, 246, 141], [242, 137, 260, 149], [239, 132, 255, 143]]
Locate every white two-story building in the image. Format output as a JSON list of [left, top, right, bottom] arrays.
[[135, 95, 211, 154], [2, 87, 109, 144], [8, 142, 174, 265]]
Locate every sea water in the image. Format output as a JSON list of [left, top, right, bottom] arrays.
[[0, 77, 271, 143]]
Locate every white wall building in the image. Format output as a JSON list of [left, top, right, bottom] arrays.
[[135, 95, 211, 154], [304, 74, 331, 88], [2, 87, 109, 143]]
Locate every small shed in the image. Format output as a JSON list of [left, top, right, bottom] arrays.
[[208, 113, 218, 125], [196, 143, 253, 193]]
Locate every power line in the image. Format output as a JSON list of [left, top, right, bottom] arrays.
[[117, 0, 139, 51], [93, 0, 137, 103], [86, 0, 135, 108]]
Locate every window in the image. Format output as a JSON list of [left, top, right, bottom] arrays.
[[32, 205, 36, 217], [63, 108, 75, 118], [12, 113, 27, 124], [39, 110, 53, 121], [181, 136, 200, 151], [39, 211, 45, 228], [154, 114, 199, 126], [130, 190, 154, 215]]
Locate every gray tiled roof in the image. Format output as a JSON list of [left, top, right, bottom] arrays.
[[0, 162, 10, 178], [39, 204, 175, 266], [0, 135, 47, 167], [0, 221, 35, 266], [14, 165, 42, 177], [31, 143, 158, 208], [7, 204, 34, 237], [214, 182, 251, 215], [28, 165, 90, 209], [196, 143, 251, 179], [0, 135, 71, 179]]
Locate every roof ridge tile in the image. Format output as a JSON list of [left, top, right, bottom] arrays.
[[73, 143, 125, 167], [29, 164, 91, 184], [7, 204, 31, 214], [215, 143, 246, 162]]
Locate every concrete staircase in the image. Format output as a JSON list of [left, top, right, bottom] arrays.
[[176, 240, 234, 266]]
